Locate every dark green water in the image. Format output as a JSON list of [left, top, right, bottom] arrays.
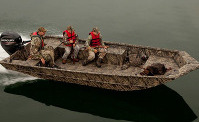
[[0, 0, 199, 122]]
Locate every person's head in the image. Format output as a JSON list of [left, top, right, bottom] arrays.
[[92, 27, 100, 35], [37, 27, 47, 36], [67, 25, 74, 32]]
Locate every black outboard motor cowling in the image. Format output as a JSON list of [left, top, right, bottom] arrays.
[[0, 32, 23, 55]]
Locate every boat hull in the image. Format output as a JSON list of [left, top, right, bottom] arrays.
[[0, 62, 174, 91]]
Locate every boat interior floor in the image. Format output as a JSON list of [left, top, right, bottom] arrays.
[[5, 53, 180, 77], [3, 37, 180, 77], [54, 55, 179, 77]]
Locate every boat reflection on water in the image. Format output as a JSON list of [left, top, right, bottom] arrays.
[[4, 80, 197, 122]]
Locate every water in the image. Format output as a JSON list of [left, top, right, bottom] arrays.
[[0, 0, 199, 121]]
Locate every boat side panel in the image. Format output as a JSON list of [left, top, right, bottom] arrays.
[[0, 63, 173, 91]]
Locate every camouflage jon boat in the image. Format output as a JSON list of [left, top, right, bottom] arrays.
[[0, 34, 199, 91]]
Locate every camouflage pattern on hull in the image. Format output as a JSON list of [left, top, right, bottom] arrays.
[[0, 36, 199, 91], [0, 62, 174, 91]]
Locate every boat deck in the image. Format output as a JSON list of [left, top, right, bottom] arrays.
[[7, 54, 179, 77], [42, 37, 180, 77], [1, 37, 180, 77], [54, 55, 179, 77]]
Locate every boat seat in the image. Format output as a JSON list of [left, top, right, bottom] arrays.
[[49, 40, 126, 66], [78, 45, 126, 66], [104, 47, 126, 66]]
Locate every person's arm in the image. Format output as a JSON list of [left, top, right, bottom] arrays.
[[99, 34, 105, 46], [85, 35, 92, 47], [63, 33, 70, 45], [75, 34, 79, 44], [85, 35, 96, 51]]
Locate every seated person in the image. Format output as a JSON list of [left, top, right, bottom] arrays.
[[61, 25, 80, 64], [29, 27, 56, 67], [82, 27, 108, 68]]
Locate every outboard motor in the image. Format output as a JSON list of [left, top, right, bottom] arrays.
[[0, 32, 23, 55]]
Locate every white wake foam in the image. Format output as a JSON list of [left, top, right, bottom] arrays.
[[0, 71, 37, 85], [0, 33, 37, 86]]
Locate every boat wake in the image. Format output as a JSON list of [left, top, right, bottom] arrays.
[[0, 33, 37, 86], [0, 72, 37, 86]]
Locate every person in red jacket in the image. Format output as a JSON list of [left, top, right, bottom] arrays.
[[62, 26, 80, 64], [82, 27, 107, 67]]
